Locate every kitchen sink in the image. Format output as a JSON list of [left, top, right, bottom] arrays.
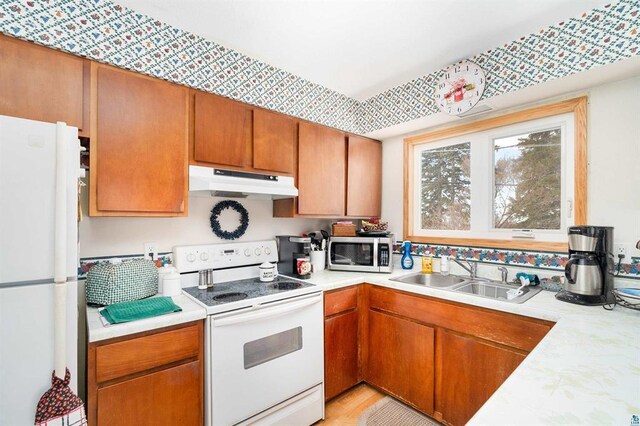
[[390, 272, 466, 288], [389, 272, 541, 304], [452, 281, 542, 304]]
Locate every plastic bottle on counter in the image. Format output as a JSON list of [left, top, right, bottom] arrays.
[[421, 256, 433, 274], [401, 241, 414, 270], [440, 255, 449, 276]]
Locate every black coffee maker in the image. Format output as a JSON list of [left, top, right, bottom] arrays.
[[556, 226, 614, 305], [276, 235, 311, 278]]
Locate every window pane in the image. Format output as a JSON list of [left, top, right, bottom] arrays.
[[420, 142, 471, 230], [493, 128, 561, 230]]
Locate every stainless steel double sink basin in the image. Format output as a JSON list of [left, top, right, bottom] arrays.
[[389, 272, 542, 304]]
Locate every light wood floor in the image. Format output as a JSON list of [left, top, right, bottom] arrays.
[[316, 384, 386, 425]]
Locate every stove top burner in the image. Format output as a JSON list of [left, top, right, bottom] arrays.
[[213, 292, 248, 302], [269, 281, 304, 290], [183, 276, 316, 308]]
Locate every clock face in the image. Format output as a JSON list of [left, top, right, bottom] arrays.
[[435, 61, 486, 116]]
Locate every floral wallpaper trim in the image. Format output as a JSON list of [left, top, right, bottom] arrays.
[[393, 242, 640, 280], [0, 0, 638, 135], [78, 252, 172, 279]]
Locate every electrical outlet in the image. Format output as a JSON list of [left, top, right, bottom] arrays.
[[144, 242, 157, 260], [614, 243, 629, 259]]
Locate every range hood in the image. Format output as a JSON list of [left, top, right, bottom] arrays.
[[189, 165, 298, 199]]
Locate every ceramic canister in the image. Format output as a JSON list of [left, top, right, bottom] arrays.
[[259, 262, 277, 282]]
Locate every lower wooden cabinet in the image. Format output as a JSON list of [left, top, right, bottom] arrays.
[[324, 310, 359, 400], [87, 321, 204, 426], [367, 310, 435, 415], [96, 361, 201, 426], [435, 330, 526, 426], [324, 286, 361, 400], [324, 284, 553, 426]]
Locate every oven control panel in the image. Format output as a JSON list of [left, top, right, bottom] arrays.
[[173, 240, 278, 273]]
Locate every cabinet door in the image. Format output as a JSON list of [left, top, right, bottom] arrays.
[[325, 310, 359, 400], [94, 66, 188, 215], [97, 361, 201, 426], [0, 35, 86, 132], [436, 330, 525, 426], [253, 109, 296, 174], [194, 92, 251, 167], [367, 310, 435, 414], [346, 136, 382, 217], [298, 122, 346, 215]]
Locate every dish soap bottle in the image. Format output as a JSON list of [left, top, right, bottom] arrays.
[[401, 241, 414, 270], [421, 256, 433, 274]]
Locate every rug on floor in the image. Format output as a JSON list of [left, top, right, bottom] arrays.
[[357, 396, 441, 426]]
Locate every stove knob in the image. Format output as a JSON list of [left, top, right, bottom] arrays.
[[254, 248, 262, 256], [186, 253, 196, 262], [264, 247, 272, 255], [200, 252, 209, 261], [244, 249, 251, 257]]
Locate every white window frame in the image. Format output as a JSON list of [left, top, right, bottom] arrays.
[[411, 112, 575, 243]]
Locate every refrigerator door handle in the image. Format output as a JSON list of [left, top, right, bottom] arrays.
[[54, 122, 68, 379]]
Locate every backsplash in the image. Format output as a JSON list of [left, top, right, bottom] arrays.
[[393, 242, 640, 280], [1, 0, 638, 134]]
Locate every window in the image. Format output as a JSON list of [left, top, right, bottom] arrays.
[[404, 98, 587, 251]]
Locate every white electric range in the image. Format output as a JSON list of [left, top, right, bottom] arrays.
[[174, 240, 324, 426]]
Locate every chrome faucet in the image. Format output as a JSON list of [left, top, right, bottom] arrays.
[[452, 258, 478, 278], [497, 266, 508, 283]]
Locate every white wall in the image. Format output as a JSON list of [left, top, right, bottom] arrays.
[[78, 188, 331, 258], [381, 75, 640, 277]]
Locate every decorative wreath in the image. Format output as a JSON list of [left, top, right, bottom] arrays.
[[210, 200, 249, 240]]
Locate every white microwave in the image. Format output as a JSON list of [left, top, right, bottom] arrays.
[[328, 237, 394, 273]]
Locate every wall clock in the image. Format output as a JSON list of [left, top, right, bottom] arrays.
[[435, 60, 486, 115]]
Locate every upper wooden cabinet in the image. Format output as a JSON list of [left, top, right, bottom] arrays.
[[193, 92, 251, 168], [347, 136, 382, 217], [90, 64, 189, 216], [192, 93, 297, 176], [253, 109, 296, 174], [0, 35, 89, 136], [296, 122, 347, 216]]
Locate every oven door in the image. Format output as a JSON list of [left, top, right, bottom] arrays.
[[328, 237, 379, 272], [209, 293, 324, 426]]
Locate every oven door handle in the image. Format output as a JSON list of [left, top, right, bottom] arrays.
[[212, 294, 322, 327]]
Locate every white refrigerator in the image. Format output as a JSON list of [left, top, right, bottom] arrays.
[[0, 115, 82, 425]]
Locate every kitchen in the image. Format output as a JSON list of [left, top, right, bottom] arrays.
[[0, 0, 639, 425]]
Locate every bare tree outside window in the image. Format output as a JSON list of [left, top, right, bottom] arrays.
[[493, 128, 562, 230], [421, 142, 471, 230]]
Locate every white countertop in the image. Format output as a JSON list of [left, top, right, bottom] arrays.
[[85, 265, 640, 424], [299, 266, 640, 426], [86, 293, 207, 343]]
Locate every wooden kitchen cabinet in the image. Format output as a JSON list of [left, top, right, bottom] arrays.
[[295, 122, 346, 215], [324, 286, 361, 400], [90, 64, 189, 216], [87, 321, 204, 426], [435, 330, 525, 426], [367, 309, 435, 415], [253, 109, 296, 174], [346, 136, 382, 217], [193, 92, 251, 168], [0, 35, 89, 136]]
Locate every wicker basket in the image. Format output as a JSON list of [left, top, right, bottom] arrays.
[[332, 223, 357, 237]]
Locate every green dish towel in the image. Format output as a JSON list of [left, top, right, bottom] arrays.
[[101, 296, 182, 324]]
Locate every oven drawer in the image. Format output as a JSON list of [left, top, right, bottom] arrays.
[[96, 323, 199, 383]]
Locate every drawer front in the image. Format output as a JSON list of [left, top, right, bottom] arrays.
[[324, 286, 359, 317], [96, 323, 200, 383], [368, 286, 552, 352]]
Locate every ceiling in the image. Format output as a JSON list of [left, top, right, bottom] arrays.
[[115, 0, 611, 101]]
